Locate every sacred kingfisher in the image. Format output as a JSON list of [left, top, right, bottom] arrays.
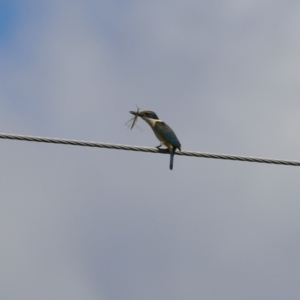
[[130, 110, 181, 170]]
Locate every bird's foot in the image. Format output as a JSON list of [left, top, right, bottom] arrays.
[[157, 147, 169, 153]]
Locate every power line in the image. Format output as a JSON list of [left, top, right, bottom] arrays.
[[0, 132, 299, 167]]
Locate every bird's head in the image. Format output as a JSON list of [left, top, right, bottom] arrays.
[[130, 110, 159, 120]]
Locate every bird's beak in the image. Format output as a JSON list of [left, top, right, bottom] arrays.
[[130, 111, 139, 116]]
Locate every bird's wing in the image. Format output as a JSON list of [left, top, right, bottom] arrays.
[[154, 122, 181, 148]]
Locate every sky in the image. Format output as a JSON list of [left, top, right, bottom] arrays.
[[1, 1, 300, 299]]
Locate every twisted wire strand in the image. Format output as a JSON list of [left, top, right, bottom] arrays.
[[0, 132, 299, 166]]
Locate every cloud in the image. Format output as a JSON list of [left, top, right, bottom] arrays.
[[1, 1, 300, 299]]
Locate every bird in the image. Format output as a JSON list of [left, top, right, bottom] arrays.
[[130, 110, 181, 170]]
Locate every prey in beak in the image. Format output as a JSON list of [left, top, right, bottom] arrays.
[[126, 105, 141, 130]]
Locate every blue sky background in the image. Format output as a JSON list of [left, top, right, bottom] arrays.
[[1, 1, 300, 299]]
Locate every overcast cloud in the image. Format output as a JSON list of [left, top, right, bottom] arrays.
[[1, 1, 300, 299]]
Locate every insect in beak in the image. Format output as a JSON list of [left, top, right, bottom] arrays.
[[126, 105, 141, 130]]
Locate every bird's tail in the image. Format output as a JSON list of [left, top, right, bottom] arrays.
[[169, 148, 176, 170]]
